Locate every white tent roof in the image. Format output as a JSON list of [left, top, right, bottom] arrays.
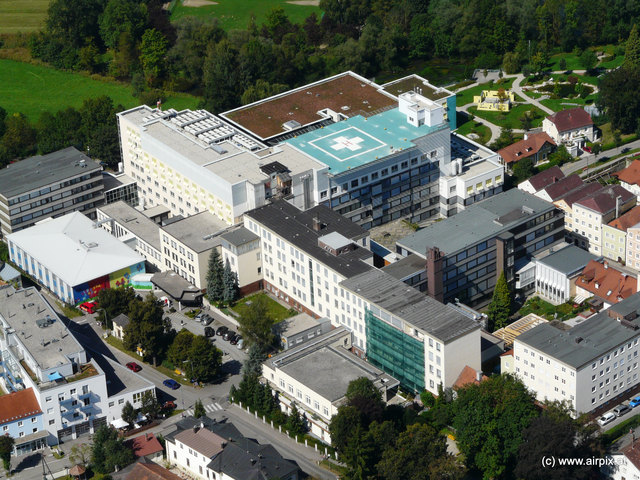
[[111, 418, 129, 429], [8, 212, 145, 286]]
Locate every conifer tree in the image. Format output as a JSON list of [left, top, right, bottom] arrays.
[[487, 271, 512, 332], [222, 258, 238, 304], [623, 24, 640, 72], [206, 249, 224, 302], [193, 399, 206, 418]]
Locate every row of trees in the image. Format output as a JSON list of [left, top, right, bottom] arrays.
[[0, 96, 122, 169]]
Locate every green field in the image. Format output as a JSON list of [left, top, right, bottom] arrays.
[[455, 118, 491, 145], [469, 104, 547, 130], [170, 0, 321, 30], [230, 293, 295, 323], [0, 59, 200, 121], [0, 0, 49, 33]]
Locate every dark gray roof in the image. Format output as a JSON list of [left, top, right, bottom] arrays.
[[97, 201, 161, 251], [341, 269, 480, 343], [517, 293, 640, 369], [220, 227, 259, 247], [151, 271, 202, 301], [246, 200, 372, 278], [161, 212, 229, 253], [381, 254, 425, 280], [398, 189, 556, 258], [536, 245, 599, 275], [0, 147, 101, 198], [111, 313, 130, 328]]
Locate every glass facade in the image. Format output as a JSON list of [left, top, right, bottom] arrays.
[[365, 309, 425, 393]]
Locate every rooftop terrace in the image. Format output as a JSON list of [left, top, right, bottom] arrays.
[[381, 75, 453, 101]]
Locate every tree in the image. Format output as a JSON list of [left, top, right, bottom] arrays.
[[343, 425, 377, 480], [451, 374, 537, 479], [345, 377, 384, 426], [96, 286, 137, 329], [329, 405, 363, 453], [598, 67, 640, 133], [222, 259, 238, 305], [1, 112, 36, 162], [206, 249, 224, 303], [193, 399, 206, 418], [124, 294, 172, 366], [188, 335, 222, 382], [202, 39, 241, 113], [377, 423, 465, 480], [139, 28, 168, 86], [69, 444, 92, 467], [140, 390, 161, 419], [285, 404, 307, 436], [37, 107, 83, 155], [242, 343, 267, 378], [591, 142, 602, 158], [168, 328, 195, 366], [44, 0, 105, 49], [512, 157, 535, 184], [490, 127, 515, 151], [559, 57, 567, 70], [79, 96, 123, 169], [0, 435, 14, 474], [237, 295, 275, 349], [92, 425, 135, 473], [241, 80, 288, 105], [99, 0, 148, 50], [548, 144, 573, 166], [623, 24, 640, 72], [579, 49, 598, 71], [122, 401, 136, 427], [487, 271, 511, 332], [614, 129, 622, 149]]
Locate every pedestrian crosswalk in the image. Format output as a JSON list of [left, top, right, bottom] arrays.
[[184, 402, 224, 416]]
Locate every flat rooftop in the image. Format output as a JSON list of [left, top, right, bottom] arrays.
[[398, 189, 556, 258], [381, 254, 426, 280], [0, 286, 84, 371], [102, 172, 135, 190], [91, 353, 154, 398], [451, 133, 494, 163], [222, 72, 398, 140], [342, 269, 480, 343], [267, 328, 398, 403], [161, 212, 229, 253], [0, 147, 101, 199], [286, 108, 447, 175], [536, 244, 599, 275], [517, 294, 640, 369], [276, 313, 328, 337], [97, 201, 161, 251], [381, 75, 453, 101], [7, 212, 145, 286]]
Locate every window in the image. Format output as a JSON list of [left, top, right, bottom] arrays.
[[49, 420, 55, 425]]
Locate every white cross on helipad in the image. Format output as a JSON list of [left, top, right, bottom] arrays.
[[330, 136, 365, 152]]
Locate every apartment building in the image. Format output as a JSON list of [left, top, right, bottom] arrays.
[[514, 293, 640, 414], [575, 260, 638, 308], [161, 213, 229, 289], [396, 189, 565, 306], [96, 201, 164, 271], [0, 285, 155, 445], [0, 147, 104, 238], [7, 212, 145, 304], [602, 205, 640, 263], [262, 327, 398, 442], [627, 224, 640, 271], [570, 185, 635, 254], [118, 106, 327, 225]]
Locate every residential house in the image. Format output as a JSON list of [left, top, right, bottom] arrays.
[[575, 260, 638, 308], [569, 185, 635, 254], [116, 457, 182, 480], [111, 314, 130, 340], [534, 174, 584, 203], [0, 388, 46, 456], [498, 132, 557, 170], [542, 107, 596, 147], [125, 433, 164, 463], [553, 183, 602, 239], [603, 205, 640, 263], [605, 440, 640, 480], [452, 365, 488, 390], [262, 327, 398, 442], [626, 224, 640, 271], [614, 159, 640, 198], [518, 166, 565, 195]]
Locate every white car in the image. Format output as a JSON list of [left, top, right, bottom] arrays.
[[597, 412, 616, 427]]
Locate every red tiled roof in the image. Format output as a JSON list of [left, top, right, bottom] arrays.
[[498, 132, 556, 164], [554, 183, 603, 208], [542, 174, 584, 201], [522, 166, 565, 191], [125, 433, 164, 458], [126, 462, 183, 480], [614, 160, 640, 187], [501, 348, 514, 357], [578, 260, 637, 304], [453, 366, 488, 390], [608, 205, 640, 231], [0, 388, 42, 424], [546, 107, 593, 132], [574, 185, 635, 214], [619, 441, 640, 471]]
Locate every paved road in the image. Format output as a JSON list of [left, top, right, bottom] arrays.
[[561, 140, 640, 176]]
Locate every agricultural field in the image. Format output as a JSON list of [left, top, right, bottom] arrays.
[[170, 0, 321, 31], [0, 59, 199, 121], [0, 0, 49, 34]]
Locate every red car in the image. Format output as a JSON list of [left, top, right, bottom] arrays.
[[163, 401, 177, 410], [126, 362, 142, 372]]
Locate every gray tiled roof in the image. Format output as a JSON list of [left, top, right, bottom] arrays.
[[536, 245, 599, 275]]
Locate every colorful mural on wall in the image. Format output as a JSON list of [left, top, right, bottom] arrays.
[[72, 262, 146, 303]]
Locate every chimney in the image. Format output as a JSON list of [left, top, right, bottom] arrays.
[[524, 133, 528, 141], [475, 370, 482, 382], [146, 433, 150, 440], [193, 425, 199, 433], [312, 213, 321, 232], [604, 261, 608, 269], [426, 247, 444, 303], [200, 421, 205, 429]]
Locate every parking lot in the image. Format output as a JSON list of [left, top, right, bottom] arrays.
[[598, 392, 640, 431]]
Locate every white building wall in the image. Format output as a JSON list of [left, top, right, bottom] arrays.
[[535, 263, 572, 304], [441, 329, 482, 393], [221, 244, 262, 290], [166, 438, 212, 479]]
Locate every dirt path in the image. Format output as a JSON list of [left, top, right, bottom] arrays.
[[183, 0, 217, 7], [286, 0, 320, 5]]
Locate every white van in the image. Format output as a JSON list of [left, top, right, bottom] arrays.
[[597, 412, 616, 426]]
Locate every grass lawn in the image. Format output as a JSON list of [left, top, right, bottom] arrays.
[[469, 104, 546, 130], [170, 0, 321, 30], [56, 301, 83, 319], [517, 296, 585, 321], [547, 51, 587, 71], [455, 118, 491, 145], [455, 78, 515, 107], [599, 122, 637, 146], [230, 293, 295, 323], [0, 0, 48, 34], [599, 55, 624, 69], [0, 59, 200, 121], [540, 95, 597, 112]]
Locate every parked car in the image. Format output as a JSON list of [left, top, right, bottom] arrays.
[[126, 362, 142, 372], [597, 412, 616, 426], [204, 326, 215, 337], [195, 312, 204, 321], [223, 330, 236, 341], [163, 401, 177, 410], [230, 334, 241, 345], [614, 404, 631, 417], [236, 338, 244, 349], [202, 315, 213, 326], [163, 379, 180, 390], [216, 326, 229, 336], [630, 396, 640, 408]]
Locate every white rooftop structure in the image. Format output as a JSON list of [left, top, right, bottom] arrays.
[[7, 212, 145, 286]]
